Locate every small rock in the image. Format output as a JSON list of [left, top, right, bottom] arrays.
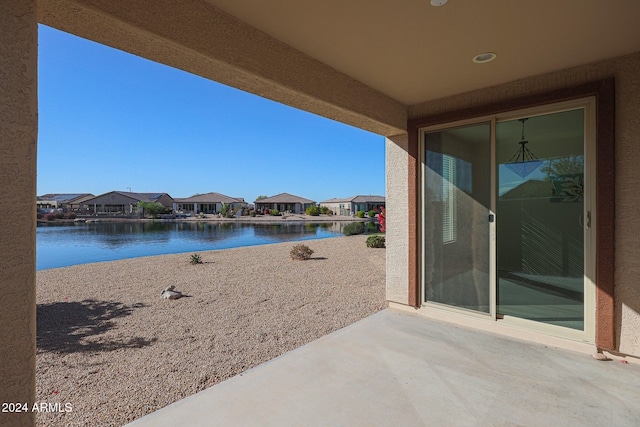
[[161, 285, 182, 299]]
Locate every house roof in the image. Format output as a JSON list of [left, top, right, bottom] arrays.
[[255, 193, 316, 204], [84, 191, 173, 204], [320, 195, 386, 204], [119, 191, 170, 202], [174, 192, 246, 204], [38, 193, 93, 203], [352, 195, 385, 203]]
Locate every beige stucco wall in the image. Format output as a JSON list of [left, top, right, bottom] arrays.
[[318, 202, 344, 215], [0, 1, 38, 426], [408, 51, 640, 357], [385, 135, 410, 304]]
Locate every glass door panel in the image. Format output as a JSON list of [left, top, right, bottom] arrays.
[[496, 109, 585, 330], [424, 123, 491, 313]]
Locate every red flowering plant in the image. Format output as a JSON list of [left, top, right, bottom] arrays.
[[378, 206, 386, 233]]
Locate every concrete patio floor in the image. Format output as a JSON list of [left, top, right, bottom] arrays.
[[128, 309, 640, 426]]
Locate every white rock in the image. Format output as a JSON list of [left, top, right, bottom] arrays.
[[161, 290, 182, 300], [161, 288, 182, 299]]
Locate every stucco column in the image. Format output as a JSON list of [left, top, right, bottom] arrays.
[[385, 134, 410, 305], [0, 1, 38, 426]]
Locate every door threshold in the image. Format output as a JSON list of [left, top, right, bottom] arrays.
[[388, 302, 597, 355]]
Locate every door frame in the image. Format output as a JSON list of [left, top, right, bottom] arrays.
[[407, 79, 615, 350]]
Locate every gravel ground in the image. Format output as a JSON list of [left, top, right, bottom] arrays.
[[35, 235, 386, 426]]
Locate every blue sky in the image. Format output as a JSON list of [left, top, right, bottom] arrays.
[[37, 25, 385, 203]]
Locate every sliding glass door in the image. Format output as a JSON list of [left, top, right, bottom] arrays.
[[423, 122, 492, 314], [496, 109, 586, 330], [421, 99, 595, 339]]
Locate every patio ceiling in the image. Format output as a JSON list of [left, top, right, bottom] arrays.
[[207, 0, 640, 105]]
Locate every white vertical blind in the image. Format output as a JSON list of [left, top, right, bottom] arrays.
[[442, 154, 456, 244]]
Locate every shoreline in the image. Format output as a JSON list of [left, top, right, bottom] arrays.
[[37, 214, 376, 226], [35, 235, 386, 426]]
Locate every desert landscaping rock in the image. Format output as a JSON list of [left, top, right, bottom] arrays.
[[36, 235, 386, 426], [160, 285, 183, 300]]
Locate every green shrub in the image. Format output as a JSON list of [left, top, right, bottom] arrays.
[[306, 206, 320, 216], [290, 244, 314, 260], [270, 209, 280, 216], [356, 210, 365, 218], [190, 253, 203, 264], [249, 210, 256, 217], [67, 212, 77, 220], [366, 235, 386, 248], [343, 222, 365, 236], [139, 201, 168, 218], [55, 212, 65, 219], [368, 210, 376, 218]]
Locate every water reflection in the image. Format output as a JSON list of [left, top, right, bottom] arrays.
[[36, 221, 355, 270]]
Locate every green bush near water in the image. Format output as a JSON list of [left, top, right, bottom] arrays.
[[306, 206, 319, 216], [356, 210, 365, 218], [343, 222, 365, 236], [139, 201, 169, 218]]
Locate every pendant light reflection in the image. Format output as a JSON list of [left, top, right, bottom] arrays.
[[504, 118, 542, 179]]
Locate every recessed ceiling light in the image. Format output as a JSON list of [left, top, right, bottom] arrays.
[[430, 0, 448, 6], [473, 52, 497, 64]]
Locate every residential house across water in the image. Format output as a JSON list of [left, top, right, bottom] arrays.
[[82, 191, 174, 216], [320, 195, 385, 216], [173, 192, 248, 215], [36, 193, 94, 212], [254, 193, 316, 214]]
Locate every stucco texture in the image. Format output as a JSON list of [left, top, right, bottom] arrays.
[[385, 135, 409, 304], [409, 51, 640, 357], [0, 1, 38, 426]]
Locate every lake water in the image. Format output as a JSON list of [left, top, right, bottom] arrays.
[[36, 221, 356, 270]]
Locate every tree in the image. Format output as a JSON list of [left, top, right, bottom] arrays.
[[138, 201, 168, 218], [540, 155, 584, 180], [255, 195, 268, 201], [220, 203, 231, 217]]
